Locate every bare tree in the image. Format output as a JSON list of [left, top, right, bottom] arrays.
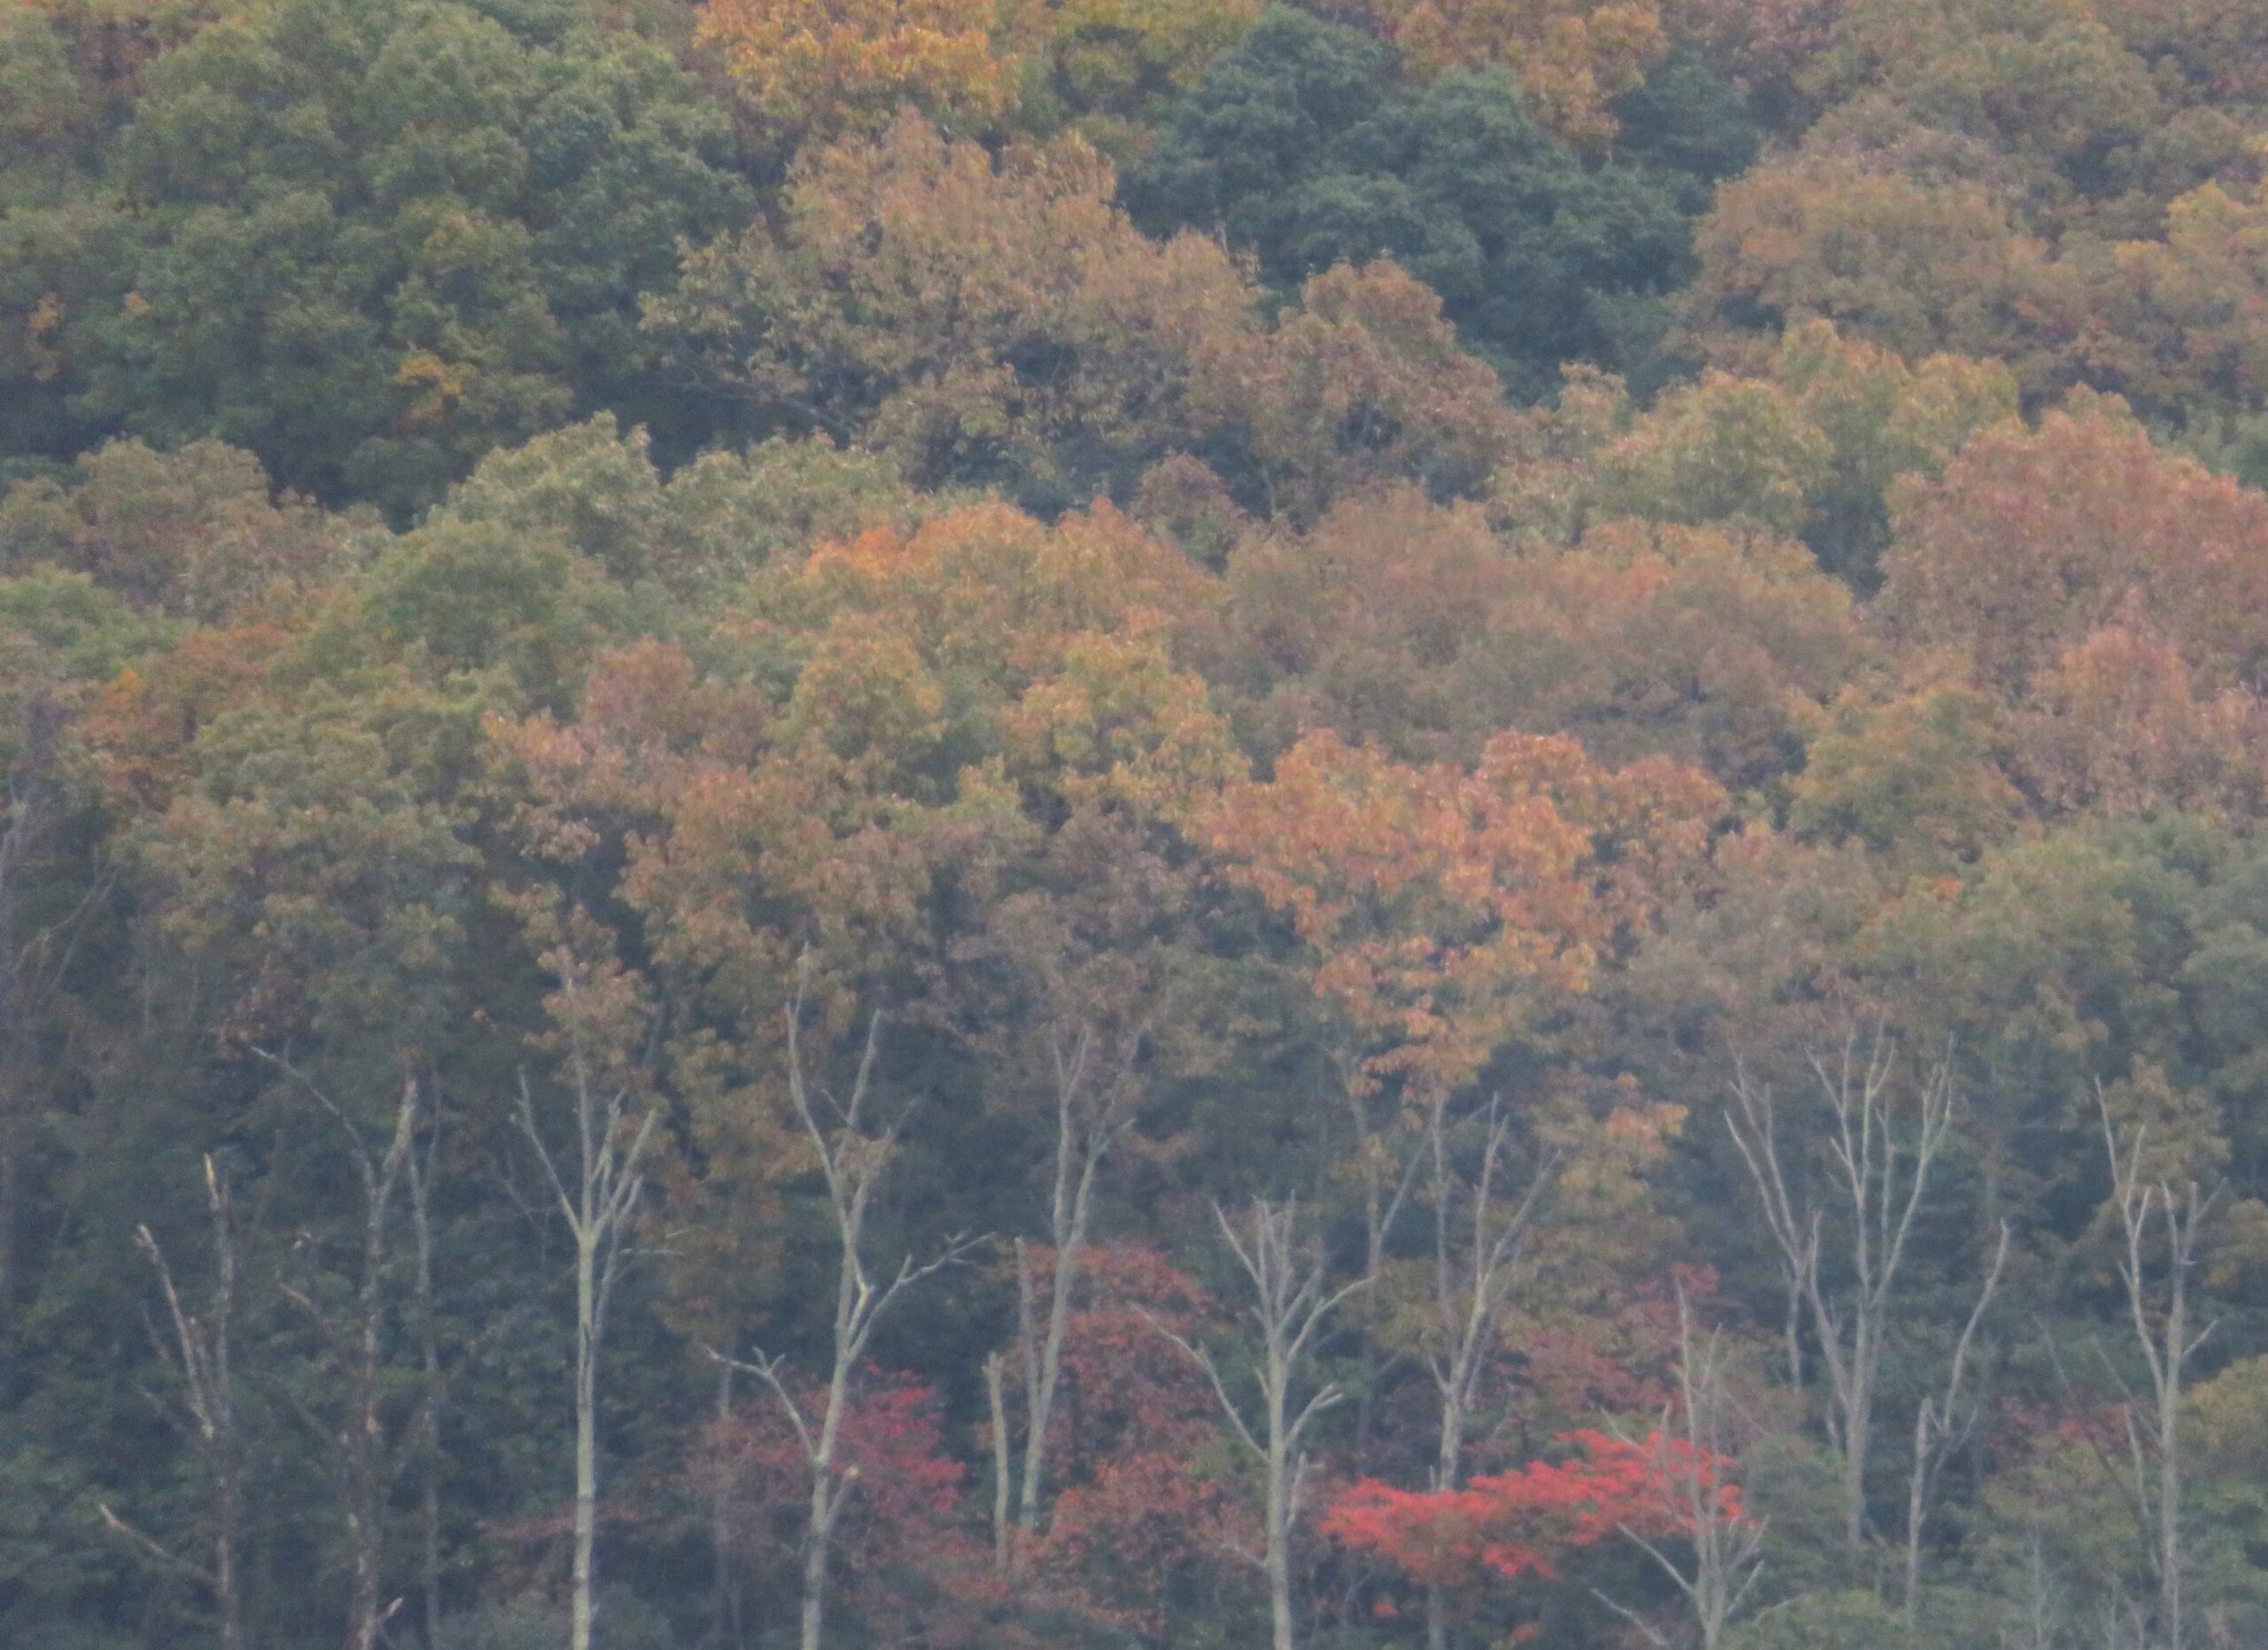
[[1342, 1065, 1424, 1472], [992, 1021, 1142, 1576], [1726, 1029, 1958, 1547], [1422, 1094, 1553, 1650], [259, 1060, 421, 1650], [2101, 1096, 2218, 1650], [404, 1078, 447, 1650], [713, 985, 978, 1650], [102, 1156, 246, 1650], [1903, 1220, 2010, 1617], [1149, 1196, 1364, 1650], [517, 962, 657, 1650], [1596, 1284, 1767, 1650]]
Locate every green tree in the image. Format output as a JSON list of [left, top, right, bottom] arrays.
[[1123, 7, 1711, 396], [48, 0, 748, 517]]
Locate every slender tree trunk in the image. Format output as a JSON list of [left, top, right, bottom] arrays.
[[726, 986, 977, 1650], [124, 1157, 245, 1650], [572, 1227, 599, 1650], [2102, 1096, 2215, 1650], [216, 1457, 245, 1650], [987, 1353, 1013, 1576], [411, 1148, 443, 1650], [713, 1363, 740, 1649], [1264, 1418, 1295, 1650], [1728, 1036, 1957, 1553], [801, 1454, 834, 1650], [1150, 1200, 1359, 1650], [1841, 1358, 1871, 1551], [513, 939, 656, 1650]]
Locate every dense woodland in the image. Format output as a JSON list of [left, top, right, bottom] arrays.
[[7, 0, 2268, 1645]]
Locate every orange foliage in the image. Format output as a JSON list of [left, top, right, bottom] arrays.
[[1208, 728, 1722, 1101], [1878, 402, 2268, 696]]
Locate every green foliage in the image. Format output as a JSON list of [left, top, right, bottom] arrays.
[[12, 0, 750, 517], [1122, 7, 1716, 396], [1725, 1589, 1920, 1650]]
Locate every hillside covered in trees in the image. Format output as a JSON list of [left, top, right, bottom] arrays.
[[7, 0, 2268, 1646]]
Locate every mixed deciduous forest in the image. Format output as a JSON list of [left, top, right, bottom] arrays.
[[6, 0, 2268, 1645]]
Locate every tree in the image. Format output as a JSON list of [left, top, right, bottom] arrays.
[[58, 0, 749, 516], [100, 1157, 247, 1650], [1125, 9, 1696, 396], [651, 113, 1520, 518], [258, 1062, 422, 1650], [1725, 1029, 1959, 1548], [2101, 1088, 2219, 1650], [709, 1377, 997, 1649], [713, 975, 980, 1650], [1594, 1287, 1768, 1650], [1148, 1197, 1363, 1650], [1351, 0, 1668, 144], [1324, 1428, 1719, 1607], [1418, 1094, 1554, 1648], [0, 437, 350, 622], [512, 902, 658, 1650], [997, 0, 1261, 154], [696, 0, 1015, 138], [1208, 727, 1721, 1111], [1877, 402, 2268, 698], [1679, 157, 2062, 397]]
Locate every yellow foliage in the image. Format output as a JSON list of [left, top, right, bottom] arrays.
[[1355, 0, 1666, 144], [697, 0, 1016, 134]]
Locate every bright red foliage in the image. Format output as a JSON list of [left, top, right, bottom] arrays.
[[1323, 1430, 1743, 1589]]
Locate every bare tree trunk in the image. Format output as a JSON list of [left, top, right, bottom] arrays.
[[987, 1351, 1013, 1576], [713, 1361, 740, 1649], [337, 1086, 417, 1650], [1150, 1197, 1364, 1650], [571, 1219, 601, 1650], [1902, 1221, 2008, 1618], [713, 977, 978, 1650], [1423, 1096, 1551, 1650], [1727, 1030, 1956, 1549], [517, 956, 657, 1650], [1000, 1024, 1137, 1574], [1340, 1066, 1420, 1475], [407, 1096, 444, 1650], [1595, 1284, 1767, 1650], [108, 1156, 246, 1650], [2102, 1098, 2218, 1650]]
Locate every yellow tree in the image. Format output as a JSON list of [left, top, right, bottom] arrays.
[[1355, 0, 1668, 144], [696, 0, 1017, 136]]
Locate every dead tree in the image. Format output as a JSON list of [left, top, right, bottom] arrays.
[[517, 962, 656, 1650], [404, 1079, 446, 1650], [990, 1022, 1142, 1576], [1902, 1219, 2010, 1617], [102, 1155, 246, 1650], [1727, 1029, 1957, 1547], [1596, 1284, 1767, 1650], [1343, 1062, 1424, 1473], [714, 986, 978, 1650], [1149, 1196, 1364, 1650], [1423, 1095, 1553, 1650], [2101, 1097, 2218, 1650], [258, 1059, 421, 1650]]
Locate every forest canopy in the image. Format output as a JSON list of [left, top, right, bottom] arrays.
[[4, 0, 2268, 1648]]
